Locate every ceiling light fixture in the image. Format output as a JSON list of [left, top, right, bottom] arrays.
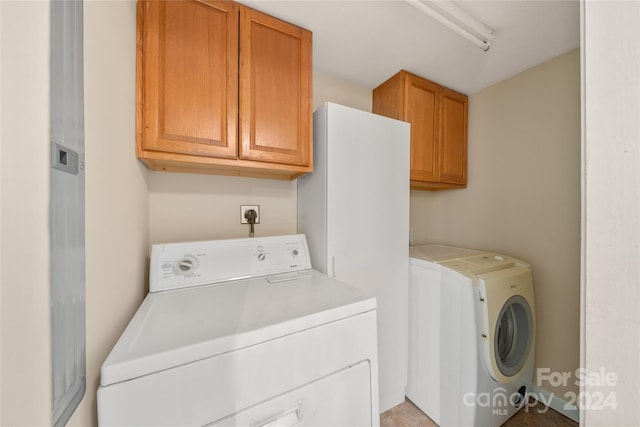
[[405, 0, 495, 51]]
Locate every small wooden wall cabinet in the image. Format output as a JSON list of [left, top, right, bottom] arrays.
[[373, 70, 468, 190], [136, 0, 313, 179]]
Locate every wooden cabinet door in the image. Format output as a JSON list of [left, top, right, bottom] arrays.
[[238, 7, 312, 166], [373, 70, 468, 190], [139, 0, 238, 158], [439, 88, 468, 185], [405, 74, 440, 183]]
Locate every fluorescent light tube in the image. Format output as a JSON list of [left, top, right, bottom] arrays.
[[405, 0, 495, 51]]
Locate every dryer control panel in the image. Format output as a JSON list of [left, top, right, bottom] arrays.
[[410, 244, 530, 279], [149, 234, 312, 292]]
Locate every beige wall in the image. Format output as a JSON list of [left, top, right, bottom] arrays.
[[68, 1, 150, 425], [0, 1, 52, 424], [149, 172, 297, 243], [313, 70, 372, 112], [411, 49, 581, 398]]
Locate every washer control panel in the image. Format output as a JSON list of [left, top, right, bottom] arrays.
[[149, 234, 312, 292]]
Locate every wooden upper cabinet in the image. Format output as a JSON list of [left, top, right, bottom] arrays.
[[439, 88, 468, 186], [405, 75, 440, 183], [239, 7, 312, 167], [373, 70, 468, 190], [139, 0, 238, 158], [136, 0, 313, 179]]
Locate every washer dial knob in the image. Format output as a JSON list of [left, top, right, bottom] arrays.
[[173, 255, 198, 277]]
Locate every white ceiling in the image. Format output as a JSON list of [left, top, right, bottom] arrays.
[[238, 0, 580, 95]]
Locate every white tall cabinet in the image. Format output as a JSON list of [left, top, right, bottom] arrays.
[[298, 102, 410, 413]]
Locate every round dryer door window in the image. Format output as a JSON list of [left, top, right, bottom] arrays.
[[494, 295, 534, 377]]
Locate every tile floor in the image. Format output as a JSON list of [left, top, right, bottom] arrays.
[[380, 398, 578, 427]]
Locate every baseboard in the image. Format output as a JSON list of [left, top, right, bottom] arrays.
[[527, 383, 580, 423]]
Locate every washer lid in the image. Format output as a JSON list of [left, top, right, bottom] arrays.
[[410, 244, 530, 279], [100, 270, 376, 387], [410, 244, 482, 262]]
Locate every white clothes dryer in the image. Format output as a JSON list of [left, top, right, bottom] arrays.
[[407, 245, 535, 427], [97, 234, 380, 426]]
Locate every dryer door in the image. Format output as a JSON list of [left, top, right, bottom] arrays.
[[478, 266, 535, 384], [494, 295, 534, 378]]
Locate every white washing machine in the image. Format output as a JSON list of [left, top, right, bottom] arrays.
[[407, 245, 535, 427], [97, 234, 380, 426]]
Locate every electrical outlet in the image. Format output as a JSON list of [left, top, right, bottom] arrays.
[[240, 205, 260, 224]]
